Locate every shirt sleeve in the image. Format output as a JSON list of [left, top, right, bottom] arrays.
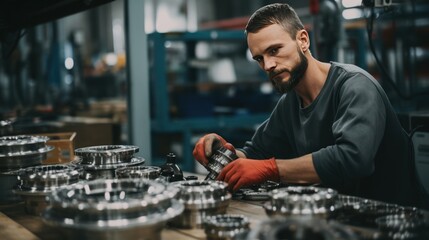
[[312, 73, 386, 190]]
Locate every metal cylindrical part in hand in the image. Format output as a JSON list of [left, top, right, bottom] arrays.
[[204, 214, 250, 240], [170, 180, 231, 228], [205, 147, 238, 180]]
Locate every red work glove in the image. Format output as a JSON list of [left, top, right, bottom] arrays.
[[192, 133, 235, 166], [217, 158, 280, 192]]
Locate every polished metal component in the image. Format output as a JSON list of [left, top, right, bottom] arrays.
[[0, 135, 49, 154], [0, 135, 53, 169], [376, 213, 429, 239], [205, 147, 237, 180], [42, 179, 183, 240], [13, 164, 81, 215], [204, 214, 250, 240], [74, 157, 145, 180], [237, 217, 359, 240], [115, 165, 161, 180], [72, 145, 145, 180], [263, 186, 338, 218], [74, 145, 139, 164], [0, 146, 54, 169], [170, 180, 231, 228], [0, 135, 53, 202]]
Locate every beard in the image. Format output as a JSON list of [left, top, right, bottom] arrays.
[[269, 48, 308, 94]]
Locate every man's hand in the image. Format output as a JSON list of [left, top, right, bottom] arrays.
[[192, 133, 235, 166], [217, 158, 280, 192]]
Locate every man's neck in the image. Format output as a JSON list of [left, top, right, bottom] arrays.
[[294, 58, 331, 108]]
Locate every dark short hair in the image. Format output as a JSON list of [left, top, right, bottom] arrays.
[[245, 3, 305, 39]]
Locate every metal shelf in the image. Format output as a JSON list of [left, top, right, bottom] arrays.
[[148, 30, 273, 171]]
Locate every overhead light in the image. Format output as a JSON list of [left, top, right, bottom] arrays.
[[342, 8, 364, 20], [342, 0, 362, 8], [64, 57, 74, 70]]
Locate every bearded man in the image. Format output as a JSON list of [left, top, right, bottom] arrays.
[[193, 3, 418, 207]]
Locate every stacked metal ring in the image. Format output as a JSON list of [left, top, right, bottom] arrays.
[[72, 145, 145, 180], [205, 147, 237, 180], [169, 180, 232, 228], [375, 212, 429, 239], [42, 178, 184, 240], [0, 135, 53, 169], [204, 214, 250, 240], [263, 186, 338, 218], [13, 164, 81, 215], [236, 217, 359, 240], [0, 135, 53, 203], [115, 166, 162, 180]]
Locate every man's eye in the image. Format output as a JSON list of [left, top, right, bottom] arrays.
[[254, 57, 263, 63], [269, 48, 278, 55]]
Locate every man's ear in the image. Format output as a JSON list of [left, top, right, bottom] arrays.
[[296, 29, 310, 52]]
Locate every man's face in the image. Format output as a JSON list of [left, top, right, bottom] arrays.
[[247, 24, 308, 94]]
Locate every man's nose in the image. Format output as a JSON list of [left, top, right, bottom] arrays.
[[263, 57, 276, 71]]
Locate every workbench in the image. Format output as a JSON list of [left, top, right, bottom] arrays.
[[0, 198, 268, 240]]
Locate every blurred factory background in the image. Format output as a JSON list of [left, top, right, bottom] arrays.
[[0, 0, 429, 172]]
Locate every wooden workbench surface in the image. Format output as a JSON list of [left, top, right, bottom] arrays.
[[0, 197, 269, 240]]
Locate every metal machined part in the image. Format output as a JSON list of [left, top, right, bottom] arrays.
[[375, 213, 429, 239], [13, 164, 82, 215], [237, 217, 359, 240], [115, 166, 161, 180], [170, 180, 232, 228], [263, 186, 339, 218], [204, 214, 250, 240], [42, 179, 183, 240], [0, 135, 49, 155], [74, 145, 139, 165], [0, 145, 54, 169], [205, 147, 238, 180], [0, 135, 53, 169], [73, 156, 145, 180], [72, 145, 144, 180]]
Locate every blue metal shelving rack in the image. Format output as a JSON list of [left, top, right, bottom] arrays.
[[148, 30, 271, 171]]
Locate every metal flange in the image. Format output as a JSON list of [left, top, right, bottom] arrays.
[[263, 186, 339, 218], [115, 166, 161, 180], [0, 135, 49, 155], [74, 145, 139, 165], [170, 180, 231, 228], [13, 164, 82, 215], [204, 214, 250, 240], [42, 179, 183, 240]]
